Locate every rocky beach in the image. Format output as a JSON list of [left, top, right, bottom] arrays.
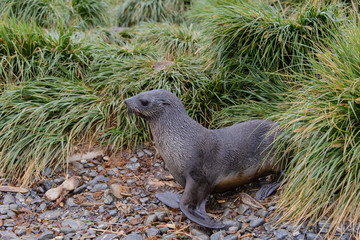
[[0, 145, 356, 240]]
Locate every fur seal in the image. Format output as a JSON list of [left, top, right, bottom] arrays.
[[125, 89, 285, 228]]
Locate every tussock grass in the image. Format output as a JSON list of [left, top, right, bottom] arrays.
[[195, 0, 345, 73], [71, 0, 110, 28], [117, 0, 191, 27], [136, 22, 203, 57], [0, 18, 92, 86], [275, 24, 360, 237]]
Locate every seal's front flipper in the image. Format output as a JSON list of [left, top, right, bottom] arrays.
[[255, 181, 282, 200], [156, 192, 181, 209], [180, 175, 224, 229]]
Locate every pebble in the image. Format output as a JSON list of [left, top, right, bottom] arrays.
[[3, 194, 15, 205], [238, 203, 250, 214], [274, 229, 290, 239], [250, 218, 266, 227], [146, 227, 160, 236], [96, 234, 119, 240], [39, 210, 62, 220], [126, 162, 140, 171], [0, 146, 356, 240], [124, 233, 143, 240]]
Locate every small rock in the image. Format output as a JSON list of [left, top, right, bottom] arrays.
[[238, 204, 250, 214], [3, 194, 15, 204], [210, 231, 225, 240], [45, 186, 62, 201], [61, 219, 86, 232], [140, 197, 149, 203], [163, 234, 177, 239], [91, 183, 108, 192], [39, 210, 62, 220], [249, 218, 265, 227], [66, 198, 78, 207], [274, 229, 290, 240], [7, 210, 15, 218], [126, 163, 140, 171], [42, 180, 55, 191], [96, 234, 119, 240], [223, 234, 238, 240], [146, 227, 160, 236], [143, 149, 153, 156], [228, 226, 239, 232], [155, 211, 167, 222], [41, 168, 52, 177], [256, 209, 269, 218], [124, 233, 143, 240], [107, 168, 118, 176], [88, 175, 109, 187], [14, 227, 27, 236], [71, 161, 84, 170], [190, 228, 209, 240], [306, 233, 321, 240], [0, 205, 9, 214], [130, 157, 138, 163], [3, 219, 15, 227], [0, 230, 21, 240], [144, 214, 158, 225], [15, 193, 25, 201], [137, 151, 145, 158], [80, 159, 87, 164], [73, 184, 87, 194], [38, 231, 55, 240], [108, 209, 118, 216], [97, 165, 105, 172], [128, 217, 142, 225], [223, 220, 241, 230]]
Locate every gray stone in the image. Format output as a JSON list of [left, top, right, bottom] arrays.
[[238, 203, 250, 214], [146, 228, 160, 236], [256, 209, 269, 218], [39, 203, 47, 211], [104, 194, 114, 205], [274, 229, 290, 240], [80, 159, 87, 164], [15, 193, 25, 201], [7, 210, 15, 218], [306, 233, 321, 240], [3, 219, 15, 227], [71, 161, 84, 170], [126, 163, 140, 171], [143, 149, 153, 156], [91, 183, 108, 192], [95, 234, 119, 240], [130, 157, 138, 163], [249, 218, 265, 227], [88, 175, 109, 186], [42, 180, 55, 191], [228, 226, 239, 232], [137, 151, 145, 158], [38, 231, 55, 240], [155, 211, 167, 221], [0, 231, 21, 240], [191, 228, 209, 240], [144, 214, 158, 225], [41, 168, 52, 177], [107, 168, 118, 176], [66, 198, 78, 207], [61, 219, 87, 231], [3, 194, 15, 204], [0, 205, 9, 214], [14, 226, 27, 235], [223, 220, 241, 230], [98, 165, 105, 171], [140, 197, 149, 203], [39, 210, 62, 220], [210, 231, 225, 240], [163, 234, 178, 239], [124, 233, 143, 240], [108, 209, 118, 216], [223, 234, 238, 240], [73, 184, 87, 194]]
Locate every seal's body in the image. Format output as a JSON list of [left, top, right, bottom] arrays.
[[125, 89, 284, 228]]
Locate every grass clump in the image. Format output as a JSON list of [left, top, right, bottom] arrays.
[[136, 22, 203, 57], [275, 24, 360, 237], [71, 0, 110, 28], [117, 0, 191, 27], [195, 0, 345, 73]]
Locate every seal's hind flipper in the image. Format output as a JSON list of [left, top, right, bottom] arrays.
[[156, 192, 181, 209], [180, 174, 225, 229], [180, 199, 225, 229], [255, 181, 282, 200]]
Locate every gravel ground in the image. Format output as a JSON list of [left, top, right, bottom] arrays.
[[0, 145, 357, 240]]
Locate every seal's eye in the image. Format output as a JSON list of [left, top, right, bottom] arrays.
[[140, 99, 150, 107]]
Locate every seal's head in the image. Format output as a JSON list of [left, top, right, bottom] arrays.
[[124, 89, 185, 120]]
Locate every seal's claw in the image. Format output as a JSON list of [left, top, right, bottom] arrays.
[[156, 192, 181, 209], [255, 181, 282, 200]]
